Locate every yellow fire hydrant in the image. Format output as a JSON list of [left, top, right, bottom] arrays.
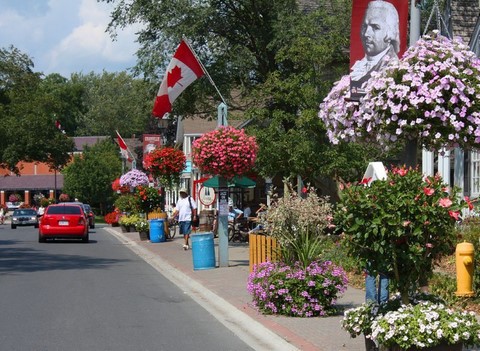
[[455, 241, 475, 297]]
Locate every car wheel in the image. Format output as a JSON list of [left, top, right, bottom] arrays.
[[11, 224, 16, 229], [38, 233, 46, 243], [34, 224, 39, 229], [90, 224, 95, 229], [82, 232, 89, 243]]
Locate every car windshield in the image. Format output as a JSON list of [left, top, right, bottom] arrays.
[[13, 210, 37, 216], [83, 205, 91, 212], [46, 206, 82, 215]]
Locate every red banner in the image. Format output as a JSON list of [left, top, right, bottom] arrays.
[[142, 134, 162, 164], [349, 0, 408, 99]]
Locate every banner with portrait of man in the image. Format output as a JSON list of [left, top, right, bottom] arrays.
[[349, 0, 408, 100]]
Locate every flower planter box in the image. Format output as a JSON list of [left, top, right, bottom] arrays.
[[365, 336, 463, 351], [139, 231, 149, 241], [120, 225, 131, 233], [249, 233, 280, 272], [380, 343, 462, 351]]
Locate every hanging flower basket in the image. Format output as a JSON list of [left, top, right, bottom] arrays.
[[319, 31, 480, 151], [119, 169, 149, 188], [192, 126, 258, 179], [143, 147, 186, 188]]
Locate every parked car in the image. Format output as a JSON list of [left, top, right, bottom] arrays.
[[11, 208, 39, 229], [38, 204, 89, 243], [82, 204, 95, 229], [62, 202, 95, 229]]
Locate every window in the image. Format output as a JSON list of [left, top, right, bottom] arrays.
[[471, 151, 480, 198]]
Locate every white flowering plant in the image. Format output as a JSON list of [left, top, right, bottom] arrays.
[[319, 31, 480, 151], [342, 293, 480, 349], [372, 301, 480, 349]]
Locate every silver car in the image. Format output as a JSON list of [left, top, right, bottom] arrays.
[[11, 209, 39, 229]]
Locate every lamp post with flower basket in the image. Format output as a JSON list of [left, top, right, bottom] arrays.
[[320, 32, 480, 350], [192, 126, 258, 266]]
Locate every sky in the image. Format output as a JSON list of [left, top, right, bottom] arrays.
[[0, 0, 141, 77]]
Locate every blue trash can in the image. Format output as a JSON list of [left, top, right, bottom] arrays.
[[149, 219, 165, 243], [191, 232, 215, 270]]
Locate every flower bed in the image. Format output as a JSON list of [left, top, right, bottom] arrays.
[[247, 260, 348, 317]]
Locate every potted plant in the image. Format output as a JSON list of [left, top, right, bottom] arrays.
[[135, 186, 164, 214], [135, 219, 150, 241], [335, 166, 479, 349], [118, 215, 131, 232], [143, 147, 186, 189], [104, 211, 120, 227], [342, 293, 480, 351], [114, 194, 141, 214], [118, 214, 142, 232]]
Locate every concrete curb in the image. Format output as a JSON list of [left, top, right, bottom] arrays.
[[106, 227, 301, 351]]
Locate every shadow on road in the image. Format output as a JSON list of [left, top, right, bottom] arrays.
[[0, 242, 130, 274]]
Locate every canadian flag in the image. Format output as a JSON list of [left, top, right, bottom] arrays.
[[152, 40, 205, 118], [116, 130, 132, 161]]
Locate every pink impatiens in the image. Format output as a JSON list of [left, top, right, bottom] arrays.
[[192, 126, 258, 179]]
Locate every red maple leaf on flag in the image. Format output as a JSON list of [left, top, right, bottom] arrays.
[[167, 66, 183, 88]]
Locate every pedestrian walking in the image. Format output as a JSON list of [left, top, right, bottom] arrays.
[[172, 188, 197, 250]]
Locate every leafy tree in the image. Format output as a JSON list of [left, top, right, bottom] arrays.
[[0, 46, 74, 172], [62, 139, 122, 213], [37, 73, 87, 136], [70, 71, 152, 137], [101, 0, 393, 196]]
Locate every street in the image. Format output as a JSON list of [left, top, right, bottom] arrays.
[[0, 224, 253, 351]]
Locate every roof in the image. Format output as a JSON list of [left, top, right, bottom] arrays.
[[0, 174, 64, 191], [74, 136, 109, 152], [179, 116, 247, 136]]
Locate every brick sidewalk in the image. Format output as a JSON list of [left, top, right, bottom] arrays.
[[106, 226, 366, 351]]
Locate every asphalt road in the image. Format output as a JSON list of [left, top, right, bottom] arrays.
[[0, 224, 254, 351]]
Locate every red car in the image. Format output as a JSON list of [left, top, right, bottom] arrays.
[[38, 204, 89, 243]]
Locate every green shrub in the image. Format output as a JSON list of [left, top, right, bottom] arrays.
[[114, 194, 141, 214]]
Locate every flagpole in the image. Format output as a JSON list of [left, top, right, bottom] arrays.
[[116, 130, 137, 169], [182, 36, 227, 106]]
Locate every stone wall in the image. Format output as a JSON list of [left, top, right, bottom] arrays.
[[449, 0, 479, 43]]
